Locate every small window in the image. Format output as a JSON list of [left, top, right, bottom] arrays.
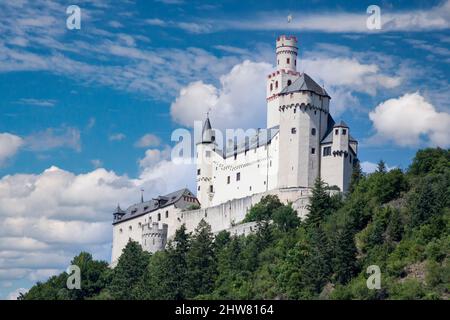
[[227, 176, 230, 184], [270, 83, 273, 91], [129, 226, 132, 231], [197, 186, 200, 191], [119, 228, 123, 233], [209, 185, 213, 192], [291, 128, 296, 134], [295, 59, 297, 66], [236, 172, 240, 181], [287, 58, 290, 64], [335, 129, 339, 135], [293, 108, 296, 113], [138, 222, 142, 228], [311, 128, 316, 136], [275, 81, 278, 89], [287, 80, 292, 86], [323, 146, 331, 156], [197, 169, 201, 176], [342, 129, 347, 135], [277, 59, 279, 65], [234, 154, 237, 160], [157, 213, 161, 221], [249, 186, 252, 191], [311, 148, 315, 154], [165, 211, 169, 218]]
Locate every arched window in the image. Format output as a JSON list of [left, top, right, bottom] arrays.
[[287, 80, 292, 86], [311, 128, 316, 136], [275, 81, 278, 89], [287, 58, 290, 64], [270, 83, 273, 91]]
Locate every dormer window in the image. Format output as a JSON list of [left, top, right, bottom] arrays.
[[287, 80, 292, 86], [342, 129, 347, 135], [335, 129, 339, 135]]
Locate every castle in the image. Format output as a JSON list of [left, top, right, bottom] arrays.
[[111, 35, 358, 265]]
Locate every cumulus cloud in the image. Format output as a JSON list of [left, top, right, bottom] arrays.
[[368, 92, 450, 147], [0, 133, 24, 165], [134, 134, 161, 148], [0, 144, 195, 296], [171, 60, 272, 130]]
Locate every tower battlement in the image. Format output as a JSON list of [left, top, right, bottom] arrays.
[[276, 35, 298, 46]]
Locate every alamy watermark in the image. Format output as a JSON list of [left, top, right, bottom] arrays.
[[366, 5, 381, 30], [66, 264, 81, 290], [366, 265, 381, 289], [66, 5, 81, 30]]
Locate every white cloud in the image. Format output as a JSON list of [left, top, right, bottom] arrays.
[[109, 133, 126, 141], [194, 1, 450, 33], [16, 98, 56, 107], [360, 161, 396, 174], [134, 134, 161, 148], [7, 287, 28, 300], [24, 126, 81, 152], [171, 60, 272, 130], [368, 92, 450, 147], [0, 145, 195, 295], [0, 133, 24, 165]]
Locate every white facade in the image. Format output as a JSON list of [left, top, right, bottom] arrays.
[[111, 34, 358, 264]]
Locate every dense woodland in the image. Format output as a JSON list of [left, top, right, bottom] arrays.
[[22, 148, 449, 300]]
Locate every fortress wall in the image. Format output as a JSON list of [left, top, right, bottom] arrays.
[[171, 187, 312, 239]]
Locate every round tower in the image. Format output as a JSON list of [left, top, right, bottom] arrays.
[[196, 115, 215, 208], [276, 35, 298, 71]]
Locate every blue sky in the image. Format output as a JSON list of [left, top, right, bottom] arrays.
[[0, 0, 449, 299]]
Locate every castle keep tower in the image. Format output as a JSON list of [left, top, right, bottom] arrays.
[[267, 35, 301, 128]]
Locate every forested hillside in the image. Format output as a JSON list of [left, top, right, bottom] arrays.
[[22, 148, 449, 300]]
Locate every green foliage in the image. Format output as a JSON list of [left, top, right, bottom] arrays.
[[109, 240, 150, 299], [24, 148, 450, 300], [244, 195, 283, 222]]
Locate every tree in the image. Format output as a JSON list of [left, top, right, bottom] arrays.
[[408, 148, 449, 176], [135, 251, 172, 299], [272, 204, 300, 232], [165, 224, 191, 299], [244, 195, 283, 222], [109, 240, 150, 299], [376, 160, 387, 173], [349, 160, 363, 193], [306, 178, 332, 228], [186, 220, 217, 298], [68, 252, 109, 300], [333, 222, 358, 284]]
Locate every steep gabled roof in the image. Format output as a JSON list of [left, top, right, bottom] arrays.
[[280, 73, 330, 97], [321, 116, 357, 144], [113, 188, 196, 225]]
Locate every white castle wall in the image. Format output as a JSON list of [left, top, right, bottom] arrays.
[[169, 187, 312, 240]]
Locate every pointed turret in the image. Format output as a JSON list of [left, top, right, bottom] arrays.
[[113, 204, 125, 222], [200, 115, 214, 143]]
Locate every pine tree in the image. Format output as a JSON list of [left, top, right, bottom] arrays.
[[333, 222, 358, 284], [109, 240, 150, 299], [306, 177, 332, 228], [166, 224, 190, 299], [376, 160, 387, 173], [349, 160, 363, 193], [186, 220, 217, 298]]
